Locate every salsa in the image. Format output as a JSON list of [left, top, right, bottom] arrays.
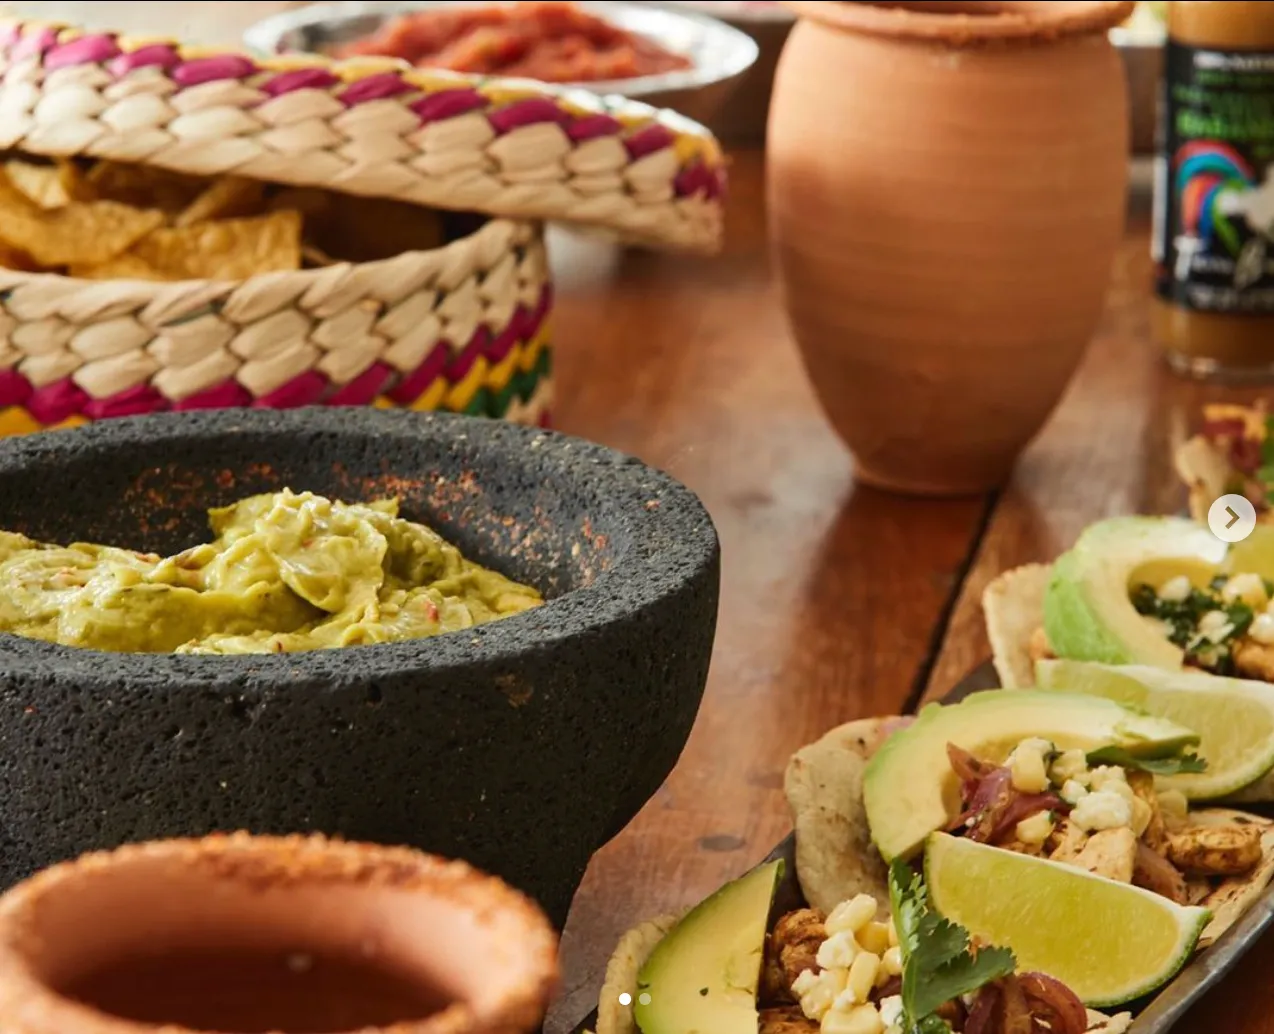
[[332, 1, 692, 83], [0, 490, 543, 655]]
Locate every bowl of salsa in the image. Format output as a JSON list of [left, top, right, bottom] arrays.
[[244, 0, 759, 127]]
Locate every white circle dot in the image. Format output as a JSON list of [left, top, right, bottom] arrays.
[[638, 993, 652, 1006], [618, 993, 632, 1006]]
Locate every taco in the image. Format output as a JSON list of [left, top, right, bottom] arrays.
[[593, 691, 1274, 1034], [1174, 402, 1274, 524], [983, 514, 1274, 687]]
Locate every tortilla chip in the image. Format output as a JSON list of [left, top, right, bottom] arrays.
[[1187, 808, 1274, 947], [983, 564, 1051, 690], [0, 172, 164, 268], [1086, 1011, 1133, 1033], [5, 158, 76, 210], [784, 718, 891, 916], [68, 254, 168, 282], [176, 176, 267, 227], [596, 912, 684, 1034], [80, 159, 208, 214], [126, 210, 302, 281]]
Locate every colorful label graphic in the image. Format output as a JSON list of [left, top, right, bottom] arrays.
[[1154, 41, 1274, 314]]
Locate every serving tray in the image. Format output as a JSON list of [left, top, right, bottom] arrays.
[[569, 660, 1274, 1034]]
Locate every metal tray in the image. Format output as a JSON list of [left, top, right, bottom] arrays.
[[569, 660, 1274, 1034]]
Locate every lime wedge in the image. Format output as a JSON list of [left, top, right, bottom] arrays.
[[1223, 523, 1274, 581], [1035, 659, 1274, 799], [925, 832, 1208, 1007]]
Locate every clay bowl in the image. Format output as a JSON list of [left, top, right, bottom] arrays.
[[0, 407, 720, 930]]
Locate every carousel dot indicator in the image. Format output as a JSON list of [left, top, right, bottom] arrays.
[[618, 993, 632, 1006], [638, 993, 652, 1006]]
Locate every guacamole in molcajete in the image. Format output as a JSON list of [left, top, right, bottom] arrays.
[[0, 490, 543, 655]]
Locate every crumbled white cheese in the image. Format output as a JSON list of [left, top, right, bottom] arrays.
[[817, 931, 860, 970], [1251, 613, 1274, 645], [1198, 609, 1234, 643], [798, 968, 846, 1021], [1158, 575, 1192, 602], [879, 996, 904, 1030], [1072, 790, 1133, 832], [1015, 811, 1055, 846], [1061, 779, 1090, 805]]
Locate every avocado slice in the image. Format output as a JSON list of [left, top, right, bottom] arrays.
[[1043, 516, 1226, 668], [633, 859, 783, 1034], [863, 689, 1200, 863]]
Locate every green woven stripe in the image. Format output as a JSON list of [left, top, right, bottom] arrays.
[[463, 388, 491, 417]]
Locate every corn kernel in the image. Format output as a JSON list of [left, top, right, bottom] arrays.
[[822, 1004, 885, 1034], [846, 952, 881, 1004], [1087, 766, 1128, 793], [817, 932, 859, 970], [886, 919, 898, 947], [1224, 573, 1269, 609], [1049, 748, 1089, 786], [827, 894, 879, 936], [858, 922, 891, 956], [1251, 613, 1274, 645], [1157, 790, 1189, 820], [799, 969, 846, 1021], [1015, 811, 1055, 846], [1061, 779, 1089, 805], [1010, 743, 1049, 794], [882, 946, 903, 977]]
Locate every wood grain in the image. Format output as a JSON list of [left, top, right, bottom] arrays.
[[544, 152, 988, 1031]]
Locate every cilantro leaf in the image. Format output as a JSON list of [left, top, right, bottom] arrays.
[[888, 861, 1016, 1034], [1086, 746, 1208, 776]]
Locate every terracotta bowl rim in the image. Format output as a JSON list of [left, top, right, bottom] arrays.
[[779, 1, 1138, 42]]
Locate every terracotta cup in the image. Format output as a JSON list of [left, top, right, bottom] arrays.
[[768, 0, 1136, 495], [0, 833, 558, 1034]]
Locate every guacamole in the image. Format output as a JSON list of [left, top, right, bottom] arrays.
[[0, 490, 543, 655]]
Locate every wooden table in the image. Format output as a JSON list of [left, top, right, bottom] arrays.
[[545, 150, 1273, 1033]]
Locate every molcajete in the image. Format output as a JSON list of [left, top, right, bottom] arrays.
[[0, 407, 721, 927]]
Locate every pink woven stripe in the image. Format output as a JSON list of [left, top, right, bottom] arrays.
[[625, 124, 674, 160], [253, 371, 328, 409], [0, 23, 19, 50], [566, 113, 624, 142], [0, 368, 31, 408], [26, 378, 87, 425], [388, 341, 451, 405], [108, 43, 180, 76], [261, 67, 340, 96], [327, 362, 393, 406], [10, 25, 56, 62], [526, 283, 552, 337], [488, 97, 566, 135], [445, 326, 490, 382], [486, 307, 527, 364], [45, 34, 119, 70], [172, 380, 252, 411], [83, 383, 168, 420], [341, 72, 414, 105], [410, 87, 486, 123], [173, 54, 256, 87]]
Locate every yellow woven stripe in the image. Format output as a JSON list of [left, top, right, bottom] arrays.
[[487, 346, 521, 394], [372, 396, 397, 410], [409, 377, 449, 413], [0, 408, 88, 436], [520, 331, 548, 373], [445, 357, 489, 412]]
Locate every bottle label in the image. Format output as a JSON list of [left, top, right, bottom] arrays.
[[1154, 40, 1274, 314]]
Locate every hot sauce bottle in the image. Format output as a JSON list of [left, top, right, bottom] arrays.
[[1152, 2, 1274, 379]]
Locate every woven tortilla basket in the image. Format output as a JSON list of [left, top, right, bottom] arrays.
[[0, 16, 727, 436]]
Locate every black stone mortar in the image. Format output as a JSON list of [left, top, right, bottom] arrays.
[[0, 408, 720, 930]]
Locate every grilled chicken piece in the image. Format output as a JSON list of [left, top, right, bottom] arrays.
[[1128, 771, 1168, 852], [1048, 818, 1089, 864], [1073, 827, 1137, 883], [762, 910, 826, 1004], [1234, 639, 1274, 683], [760, 1007, 820, 1033], [1167, 824, 1264, 876]]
